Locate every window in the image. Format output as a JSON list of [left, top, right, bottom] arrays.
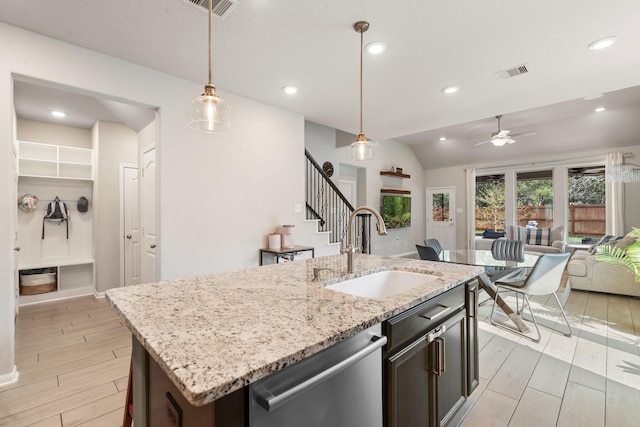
[[475, 174, 505, 234], [567, 166, 606, 243], [516, 170, 553, 228]]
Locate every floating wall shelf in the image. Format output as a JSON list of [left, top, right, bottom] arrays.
[[381, 188, 411, 195], [380, 171, 411, 179]]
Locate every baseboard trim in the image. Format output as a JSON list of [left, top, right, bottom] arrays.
[[94, 290, 106, 299], [0, 365, 19, 388]]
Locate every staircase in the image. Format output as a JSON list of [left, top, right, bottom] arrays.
[[304, 149, 370, 256]]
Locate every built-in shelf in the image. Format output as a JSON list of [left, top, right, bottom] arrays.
[[380, 188, 411, 195], [18, 140, 94, 180], [380, 171, 411, 179]]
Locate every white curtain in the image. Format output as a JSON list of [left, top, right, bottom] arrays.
[[606, 152, 625, 235], [465, 167, 476, 250]]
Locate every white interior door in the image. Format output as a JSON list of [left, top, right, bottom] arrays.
[[12, 140, 19, 317], [141, 146, 157, 284], [427, 187, 456, 250], [122, 165, 141, 286], [338, 178, 357, 206]]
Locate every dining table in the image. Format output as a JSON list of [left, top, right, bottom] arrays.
[[441, 249, 541, 333]]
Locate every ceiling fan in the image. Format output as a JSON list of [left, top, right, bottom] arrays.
[[474, 115, 537, 147], [569, 166, 606, 177]]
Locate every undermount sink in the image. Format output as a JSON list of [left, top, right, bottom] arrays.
[[325, 270, 439, 299]]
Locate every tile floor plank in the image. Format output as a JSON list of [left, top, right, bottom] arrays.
[[508, 387, 561, 427], [556, 381, 605, 427]]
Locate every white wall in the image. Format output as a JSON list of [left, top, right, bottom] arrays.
[[94, 121, 138, 292], [305, 121, 426, 256], [424, 144, 640, 250], [0, 23, 306, 381]]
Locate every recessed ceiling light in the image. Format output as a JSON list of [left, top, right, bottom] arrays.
[[50, 110, 66, 118], [282, 86, 298, 95], [442, 86, 460, 94], [588, 36, 618, 50], [439, 137, 447, 141], [594, 107, 606, 112], [366, 42, 387, 55]]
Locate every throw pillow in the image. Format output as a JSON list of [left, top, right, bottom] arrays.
[[526, 228, 551, 246], [505, 225, 527, 241], [614, 235, 637, 251], [591, 234, 624, 254]]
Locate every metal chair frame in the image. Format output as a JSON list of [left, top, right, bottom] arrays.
[[489, 252, 572, 342]]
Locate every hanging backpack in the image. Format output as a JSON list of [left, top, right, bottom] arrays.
[[42, 197, 69, 239]]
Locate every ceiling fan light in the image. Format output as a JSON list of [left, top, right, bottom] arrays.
[[491, 138, 507, 147]]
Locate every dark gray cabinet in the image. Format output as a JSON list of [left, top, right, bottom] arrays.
[[385, 310, 466, 427], [383, 282, 477, 427]]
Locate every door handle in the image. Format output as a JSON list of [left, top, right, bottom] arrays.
[[126, 234, 132, 239], [14, 246, 20, 252], [150, 244, 156, 249]]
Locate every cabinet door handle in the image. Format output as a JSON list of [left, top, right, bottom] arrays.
[[14, 246, 20, 252], [469, 288, 477, 319], [150, 244, 156, 249], [436, 337, 446, 375], [421, 304, 451, 321], [126, 234, 132, 239]]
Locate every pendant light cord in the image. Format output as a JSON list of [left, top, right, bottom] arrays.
[[208, 0, 213, 86], [359, 26, 364, 135]]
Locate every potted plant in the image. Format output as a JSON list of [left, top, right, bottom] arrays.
[[595, 227, 640, 283]]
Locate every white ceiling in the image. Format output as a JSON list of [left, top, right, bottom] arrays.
[[3, 0, 640, 168]]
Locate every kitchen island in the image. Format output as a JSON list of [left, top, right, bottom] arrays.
[[106, 253, 483, 426]]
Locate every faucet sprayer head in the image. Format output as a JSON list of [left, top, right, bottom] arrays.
[[376, 221, 388, 235]]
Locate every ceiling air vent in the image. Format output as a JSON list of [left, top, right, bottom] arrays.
[[494, 64, 529, 80], [183, 0, 238, 20]]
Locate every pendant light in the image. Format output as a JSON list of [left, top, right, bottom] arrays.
[[188, 0, 231, 132], [351, 21, 374, 161]]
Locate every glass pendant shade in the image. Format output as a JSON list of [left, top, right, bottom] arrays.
[[188, 84, 231, 132], [606, 164, 640, 183], [351, 133, 374, 161]]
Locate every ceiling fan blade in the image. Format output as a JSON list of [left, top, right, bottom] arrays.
[[475, 139, 491, 146], [510, 130, 538, 138], [496, 130, 510, 137]]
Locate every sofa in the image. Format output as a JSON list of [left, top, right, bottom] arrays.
[[567, 249, 640, 297], [476, 225, 565, 254]]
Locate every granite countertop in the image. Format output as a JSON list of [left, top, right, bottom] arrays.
[[105, 253, 483, 407]]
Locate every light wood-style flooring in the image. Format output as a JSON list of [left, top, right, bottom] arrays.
[[0, 295, 131, 426], [1, 287, 639, 426]]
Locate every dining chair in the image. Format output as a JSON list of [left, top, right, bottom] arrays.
[[491, 239, 525, 262], [488, 239, 528, 285], [423, 239, 443, 259], [489, 252, 572, 342], [416, 244, 441, 262]]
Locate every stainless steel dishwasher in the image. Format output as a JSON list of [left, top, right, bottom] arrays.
[[248, 324, 387, 427]]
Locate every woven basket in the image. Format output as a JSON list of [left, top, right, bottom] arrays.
[[20, 282, 57, 295]]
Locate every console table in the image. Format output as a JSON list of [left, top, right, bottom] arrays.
[[259, 245, 315, 266]]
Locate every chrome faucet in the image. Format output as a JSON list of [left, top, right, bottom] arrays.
[[345, 206, 388, 273]]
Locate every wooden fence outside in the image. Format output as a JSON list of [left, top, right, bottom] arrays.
[[476, 204, 605, 236]]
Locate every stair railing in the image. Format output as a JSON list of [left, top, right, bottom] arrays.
[[305, 149, 371, 253]]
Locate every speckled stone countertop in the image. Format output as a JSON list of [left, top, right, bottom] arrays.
[[105, 253, 483, 407]]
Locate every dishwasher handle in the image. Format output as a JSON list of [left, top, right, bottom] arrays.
[[254, 334, 388, 412]]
